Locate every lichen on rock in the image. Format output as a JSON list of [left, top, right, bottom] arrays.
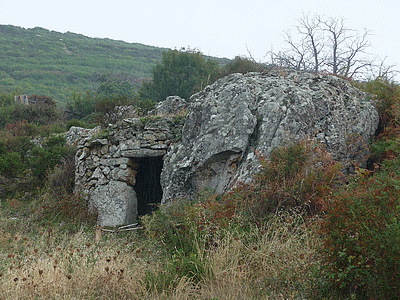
[[70, 69, 379, 225], [161, 70, 379, 203]]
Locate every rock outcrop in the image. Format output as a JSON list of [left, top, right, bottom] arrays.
[[70, 70, 379, 226], [160, 70, 379, 203]]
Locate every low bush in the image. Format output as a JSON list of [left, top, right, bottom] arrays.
[[220, 55, 266, 76], [227, 141, 343, 225], [94, 95, 134, 126], [11, 103, 61, 126], [0, 152, 24, 177], [27, 135, 72, 181], [356, 77, 400, 132], [0, 128, 74, 201], [65, 118, 89, 130], [142, 199, 211, 289], [35, 149, 97, 228], [316, 159, 400, 299]]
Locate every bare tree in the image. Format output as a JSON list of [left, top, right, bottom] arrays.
[[280, 29, 312, 70], [319, 16, 347, 75], [296, 13, 326, 73], [336, 28, 372, 79], [269, 14, 378, 79], [369, 56, 399, 81]]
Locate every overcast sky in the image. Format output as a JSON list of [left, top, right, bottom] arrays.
[[1, 0, 399, 79]]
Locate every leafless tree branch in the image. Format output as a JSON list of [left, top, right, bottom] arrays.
[[267, 13, 395, 80]]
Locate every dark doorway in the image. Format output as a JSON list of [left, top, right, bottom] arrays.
[[134, 156, 163, 216]]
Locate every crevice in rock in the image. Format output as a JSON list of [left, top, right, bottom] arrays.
[[239, 113, 262, 165], [133, 156, 164, 216], [249, 114, 262, 148]]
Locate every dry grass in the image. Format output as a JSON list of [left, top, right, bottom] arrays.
[[0, 208, 320, 299], [195, 213, 319, 299], [0, 215, 153, 299]]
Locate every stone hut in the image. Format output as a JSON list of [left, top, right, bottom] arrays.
[[69, 71, 379, 227], [69, 96, 187, 226]]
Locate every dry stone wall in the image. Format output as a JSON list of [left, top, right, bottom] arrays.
[[69, 107, 186, 226]]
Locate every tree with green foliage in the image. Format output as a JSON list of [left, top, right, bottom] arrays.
[[139, 48, 220, 102], [93, 74, 138, 125], [96, 73, 135, 99], [65, 74, 137, 125], [65, 91, 97, 121]]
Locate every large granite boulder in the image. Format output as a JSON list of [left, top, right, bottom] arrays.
[[160, 70, 379, 203]]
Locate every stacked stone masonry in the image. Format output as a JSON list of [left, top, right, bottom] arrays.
[[72, 115, 185, 227]]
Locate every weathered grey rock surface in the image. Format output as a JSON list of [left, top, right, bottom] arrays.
[[70, 70, 379, 225], [91, 180, 137, 227], [153, 96, 189, 116], [160, 70, 379, 203]]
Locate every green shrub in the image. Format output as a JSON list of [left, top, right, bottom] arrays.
[[138, 48, 220, 102], [370, 137, 400, 166], [65, 118, 89, 130], [44, 134, 65, 148], [135, 98, 156, 116], [94, 95, 134, 126], [318, 166, 400, 299], [142, 200, 212, 290], [96, 74, 135, 99], [27, 136, 71, 181], [0, 91, 13, 107], [9, 101, 61, 127], [356, 77, 400, 130], [5, 121, 40, 137], [220, 56, 265, 76], [0, 152, 24, 177], [143, 200, 200, 255], [65, 91, 97, 120]]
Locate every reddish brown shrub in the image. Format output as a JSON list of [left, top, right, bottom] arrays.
[[225, 141, 344, 225]]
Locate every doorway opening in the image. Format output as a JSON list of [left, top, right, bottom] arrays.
[[134, 156, 163, 216]]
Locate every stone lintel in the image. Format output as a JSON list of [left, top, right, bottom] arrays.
[[100, 157, 130, 166], [89, 138, 108, 147], [121, 149, 166, 158]]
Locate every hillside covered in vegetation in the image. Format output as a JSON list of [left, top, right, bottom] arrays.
[[0, 25, 228, 105]]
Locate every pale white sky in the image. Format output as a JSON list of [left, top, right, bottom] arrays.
[[1, 0, 399, 78]]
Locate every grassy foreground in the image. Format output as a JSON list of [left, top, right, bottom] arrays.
[[0, 209, 319, 299]]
